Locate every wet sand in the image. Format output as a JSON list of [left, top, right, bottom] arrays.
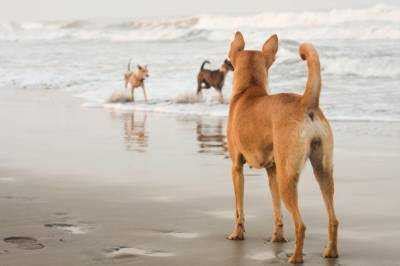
[[0, 88, 400, 265]]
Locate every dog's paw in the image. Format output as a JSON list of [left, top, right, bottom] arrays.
[[227, 223, 245, 240], [227, 232, 244, 240], [288, 254, 304, 264], [270, 234, 288, 243], [227, 228, 244, 240], [323, 246, 338, 258]]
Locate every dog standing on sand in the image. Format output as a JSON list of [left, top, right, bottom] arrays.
[[226, 32, 339, 264], [196, 59, 233, 103], [124, 60, 149, 102]]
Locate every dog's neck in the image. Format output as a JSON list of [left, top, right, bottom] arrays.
[[219, 66, 229, 74], [231, 66, 270, 98], [131, 70, 146, 81]]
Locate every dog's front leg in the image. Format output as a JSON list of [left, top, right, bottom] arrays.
[[217, 90, 224, 104], [266, 166, 287, 242], [227, 158, 245, 240], [131, 88, 135, 102], [141, 84, 148, 102]]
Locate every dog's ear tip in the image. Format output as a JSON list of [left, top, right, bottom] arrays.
[[270, 34, 278, 42], [264, 34, 279, 49], [234, 31, 244, 40]]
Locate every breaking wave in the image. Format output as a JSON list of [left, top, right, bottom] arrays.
[[1, 4, 399, 42]]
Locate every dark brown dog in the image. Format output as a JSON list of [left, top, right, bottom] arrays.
[[196, 59, 233, 103]]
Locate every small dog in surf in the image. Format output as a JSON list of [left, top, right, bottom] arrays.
[[226, 32, 339, 264], [196, 59, 234, 103], [124, 60, 149, 102]]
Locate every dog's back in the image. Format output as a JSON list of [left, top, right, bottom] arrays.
[[228, 42, 331, 168]]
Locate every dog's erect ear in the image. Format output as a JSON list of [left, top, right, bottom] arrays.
[[228, 31, 245, 64], [262, 34, 278, 66], [224, 59, 234, 71]]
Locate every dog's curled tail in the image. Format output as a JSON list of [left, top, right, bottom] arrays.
[[127, 58, 133, 72], [299, 43, 321, 109], [200, 60, 210, 71]]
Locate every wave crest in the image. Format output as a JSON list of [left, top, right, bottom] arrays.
[[1, 4, 399, 42]]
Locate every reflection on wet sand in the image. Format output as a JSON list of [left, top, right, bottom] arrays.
[[121, 112, 148, 153], [196, 118, 227, 156]]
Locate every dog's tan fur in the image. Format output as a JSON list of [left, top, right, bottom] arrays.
[[226, 32, 339, 264], [124, 61, 149, 102]]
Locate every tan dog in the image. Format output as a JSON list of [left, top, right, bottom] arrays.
[[124, 60, 149, 102], [226, 32, 338, 264]]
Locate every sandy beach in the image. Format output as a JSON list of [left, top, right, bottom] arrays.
[[0, 88, 399, 266]]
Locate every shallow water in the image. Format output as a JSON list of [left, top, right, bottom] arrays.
[[1, 4, 400, 123]]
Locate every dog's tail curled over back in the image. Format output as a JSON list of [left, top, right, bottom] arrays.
[[127, 58, 133, 72], [299, 43, 321, 109], [200, 60, 210, 71]]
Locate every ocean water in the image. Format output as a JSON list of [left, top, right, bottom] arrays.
[[1, 4, 399, 122]]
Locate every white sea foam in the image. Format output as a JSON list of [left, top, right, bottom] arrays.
[[1, 5, 400, 42]]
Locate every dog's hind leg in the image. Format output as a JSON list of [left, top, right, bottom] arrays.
[[196, 77, 203, 95], [310, 138, 339, 258], [266, 166, 287, 242], [227, 153, 245, 240], [274, 142, 307, 263]]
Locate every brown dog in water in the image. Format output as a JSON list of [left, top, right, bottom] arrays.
[[196, 59, 233, 103], [124, 60, 149, 102], [226, 32, 339, 264]]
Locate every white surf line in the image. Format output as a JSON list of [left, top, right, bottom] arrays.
[[108, 247, 174, 258]]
